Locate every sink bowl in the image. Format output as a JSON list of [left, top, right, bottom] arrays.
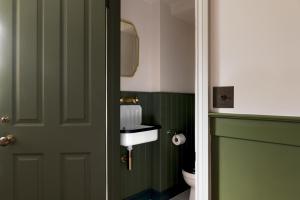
[[120, 125, 160, 147]]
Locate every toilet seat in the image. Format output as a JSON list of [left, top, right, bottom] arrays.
[[182, 170, 195, 200], [182, 170, 195, 180]]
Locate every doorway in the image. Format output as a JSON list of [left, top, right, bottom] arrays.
[[119, 0, 202, 199]]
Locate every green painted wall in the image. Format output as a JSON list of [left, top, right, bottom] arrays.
[[120, 92, 194, 199], [211, 113, 300, 200], [152, 93, 195, 192]]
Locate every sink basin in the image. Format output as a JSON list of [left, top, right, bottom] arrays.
[[120, 125, 161, 147]]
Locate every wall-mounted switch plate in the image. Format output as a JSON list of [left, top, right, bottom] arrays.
[[213, 86, 234, 108]]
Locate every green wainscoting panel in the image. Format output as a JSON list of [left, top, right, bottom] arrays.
[[211, 113, 300, 200], [152, 93, 195, 192], [120, 92, 194, 199], [210, 113, 300, 146]]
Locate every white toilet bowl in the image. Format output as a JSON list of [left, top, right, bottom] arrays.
[[182, 170, 195, 200]]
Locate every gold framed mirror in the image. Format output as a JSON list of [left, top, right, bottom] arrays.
[[121, 20, 139, 77]]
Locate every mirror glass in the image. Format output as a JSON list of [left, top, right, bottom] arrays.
[[121, 20, 139, 77]]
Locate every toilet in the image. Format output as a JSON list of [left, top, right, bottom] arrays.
[[182, 152, 195, 200]]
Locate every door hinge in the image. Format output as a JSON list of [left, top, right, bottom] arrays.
[[106, 0, 110, 9]]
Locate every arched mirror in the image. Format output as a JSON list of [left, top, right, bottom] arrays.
[[121, 20, 139, 77]]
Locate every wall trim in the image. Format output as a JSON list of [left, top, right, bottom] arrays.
[[195, 0, 209, 200], [209, 112, 300, 123], [210, 113, 300, 147]]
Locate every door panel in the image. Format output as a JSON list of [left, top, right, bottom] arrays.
[[61, 154, 90, 200], [0, 0, 106, 200], [14, 0, 44, 124], [61, 0, 91, 123], [14, 154, 43, 200]]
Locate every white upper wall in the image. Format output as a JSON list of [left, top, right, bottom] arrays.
[[121, 0, 195, 93], [163, 0, 195, 25], [210, 0, 300, 116], [160, 1, 195, 93], [121, 0, 161, 92]]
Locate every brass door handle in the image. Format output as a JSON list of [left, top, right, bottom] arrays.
[[0, 135, 16, 146], [0, 116, 9, 124]]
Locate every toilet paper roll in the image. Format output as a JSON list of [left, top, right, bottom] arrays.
[[172, 134, 186, 146]]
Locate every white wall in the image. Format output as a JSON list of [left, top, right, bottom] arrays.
[[210, 0, 300, 116], [160, 2, 195, 93], [121, 0, 195, 93], [121, 0, 161, 92]]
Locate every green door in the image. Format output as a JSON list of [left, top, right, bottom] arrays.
[[0, 0, 107, 199]]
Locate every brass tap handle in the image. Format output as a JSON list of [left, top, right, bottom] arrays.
[[120, 97, 140, 104], [0, 135, 16, 147]]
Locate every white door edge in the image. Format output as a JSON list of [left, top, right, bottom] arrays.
[[195, 0, 209, 199]]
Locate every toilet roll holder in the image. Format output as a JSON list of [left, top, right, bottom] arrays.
[[167, 129, 186, 145]]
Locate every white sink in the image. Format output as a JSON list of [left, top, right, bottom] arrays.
[[120, 125, 160, 147]]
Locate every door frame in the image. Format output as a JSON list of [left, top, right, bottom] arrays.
[[107, 0, 121, 199], [107, 0, 210, 199], [195, 0, 209, 200]]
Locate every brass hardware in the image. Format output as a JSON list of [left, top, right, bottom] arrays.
[[121, 147, 133, 171], [0, 134, 16, 146], [120, 97, 139, 104], [128, 150, 132, 171], [121, 152, 132, 171], [0, 116, 9, 124]]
